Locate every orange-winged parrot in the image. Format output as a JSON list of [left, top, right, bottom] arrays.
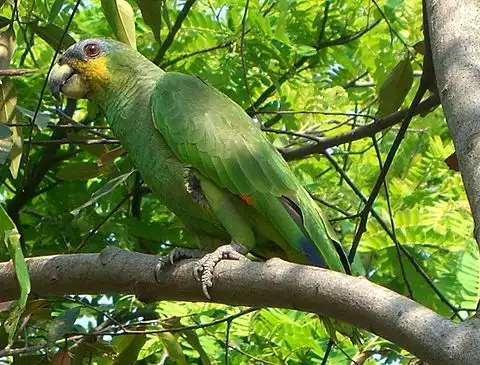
[[48, 39, 351, 298]]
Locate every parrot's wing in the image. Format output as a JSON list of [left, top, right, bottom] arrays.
[[151, 72, 297, 197], [151, 72, 349, 272]]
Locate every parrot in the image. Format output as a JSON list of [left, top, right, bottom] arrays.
[[48, 38, 352, 298]]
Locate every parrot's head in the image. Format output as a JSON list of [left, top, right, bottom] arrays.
[[48, 38, 137, 100]]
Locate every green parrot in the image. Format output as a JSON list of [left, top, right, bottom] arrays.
[[48, 38, 351, 297]]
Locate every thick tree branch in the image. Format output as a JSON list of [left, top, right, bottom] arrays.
[[0, 247, 478, 365], [425, 1, 480, 248]]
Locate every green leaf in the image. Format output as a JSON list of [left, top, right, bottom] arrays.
[[113, 334, 146, 364], [70, 170, 135, 215], [157, 332, 187, 365], [137, 337, 165, 360], [101, 0, 137, 49], [48, 0, 65, 24], [71, 337, 118, 365], [181, 330, 211, 365], [457, 240, 480, 308], [47, 307, 80, 343], [0, 204, 30, 343], [273, 0, 290, 44], [56, 162, 102, 181], [376, 58, 414, 117], [29, 22, 76, 50], [135, 0, 162, 42], [296, 45, 317, 57], [413, 40, 424, 55]]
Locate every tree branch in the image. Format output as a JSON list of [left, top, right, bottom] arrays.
[[0, 247, 478, 365], [153, 0, 197, 65], [281, 94, 440, 161], [160, 40, 234, 68]]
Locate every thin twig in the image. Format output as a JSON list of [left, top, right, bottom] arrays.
[[74, 194, 131, 253], [321, 339, 334, 365], [153, 0, 197, 64], [257, 110, 376, 119], [0, 68, 37, 76], [371, 136, 414, 299], [281, 95, 440, 161], [161, 40, 234, 68]]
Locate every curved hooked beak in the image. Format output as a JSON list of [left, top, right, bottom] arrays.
[[48, 63, 90, 100]]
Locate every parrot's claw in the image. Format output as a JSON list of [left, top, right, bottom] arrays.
[[155, 247, 207, 282], [193, 244, 248, 299]]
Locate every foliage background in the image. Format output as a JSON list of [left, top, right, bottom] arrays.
[[0, 0, 478, 363]]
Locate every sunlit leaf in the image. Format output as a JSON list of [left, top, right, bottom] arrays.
[[296, 45, 317, 57], [157, 332, 187, 365], [101, 0, 137, 49], [113, 334, 146, 364], [181, 329, 211, 365]]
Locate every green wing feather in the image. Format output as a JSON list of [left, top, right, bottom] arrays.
[[151, 72, 349, 273]]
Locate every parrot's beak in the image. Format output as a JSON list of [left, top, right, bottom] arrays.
[[48, 63, 90, 100]]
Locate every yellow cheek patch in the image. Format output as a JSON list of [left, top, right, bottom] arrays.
[[69, 56, 110, 87]]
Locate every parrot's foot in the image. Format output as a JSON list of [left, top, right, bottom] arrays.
[[155, 247, 207, 282], [194, 243, 248, 299]]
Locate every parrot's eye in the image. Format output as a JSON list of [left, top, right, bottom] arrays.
[[84, 43, 101, 58]]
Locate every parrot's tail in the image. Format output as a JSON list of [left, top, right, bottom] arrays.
[[253, 193, 350, 273]]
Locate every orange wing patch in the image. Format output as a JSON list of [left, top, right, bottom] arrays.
[[240, 194, 254, 206]]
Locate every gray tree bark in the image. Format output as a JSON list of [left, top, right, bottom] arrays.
[[426, 0, 480, 249], [0, 247, 479, 365]]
